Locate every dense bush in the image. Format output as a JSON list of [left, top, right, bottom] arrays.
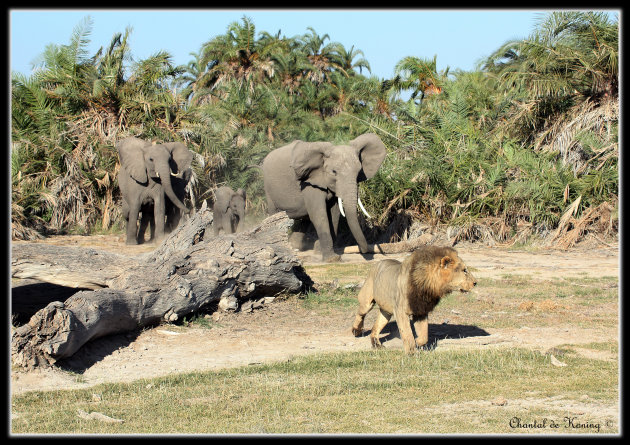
[[11, 12, 618, 244]]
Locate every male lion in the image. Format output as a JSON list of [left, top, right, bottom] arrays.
[[351, 246, 476, 354]]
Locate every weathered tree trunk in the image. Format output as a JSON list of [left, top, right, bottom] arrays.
[[341, 233, 435, 254], [11, 210, 309, 369]]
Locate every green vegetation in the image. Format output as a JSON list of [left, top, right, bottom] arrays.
[[12, 12, 618, 245], [11, 348, 618, 434]]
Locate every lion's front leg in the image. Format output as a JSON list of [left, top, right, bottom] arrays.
[[412, 314, 429, 348], [395, 310, 417, 354]]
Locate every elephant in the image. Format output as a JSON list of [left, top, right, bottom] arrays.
[[116, 137, 193, 245], [137, 143, 194, 243], [213, 186, 246, 235], [261, 133, 387, 262]]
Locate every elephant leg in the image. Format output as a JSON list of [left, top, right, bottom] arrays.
[[138, 211, 149, 244], [220, 214, 228, 234], [265, 190, 278, 215], [153, 195, 166, 242], [126, 201, 141, 245], [302, 187, 338, 261], [213, 212, 221, 236], [148, 210, 156, 241], [122, 201, 129, 222], [166, 205, 181, 233]]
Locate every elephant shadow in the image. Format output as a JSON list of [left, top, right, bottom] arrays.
[[364, 321, 490, 351]]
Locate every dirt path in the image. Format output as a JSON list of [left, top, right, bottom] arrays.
[[11, 236, 619, 395]]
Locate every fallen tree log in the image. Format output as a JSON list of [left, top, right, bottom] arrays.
[[341, 232, 435, 254], [11, 210, 310, 369]]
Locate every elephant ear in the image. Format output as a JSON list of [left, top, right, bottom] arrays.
[[117, 137, 148, 183], [163, 142, 193, 175], [235, 188, 246, 199], [290, 141, 334, 180], [350, 133, 387, 181]]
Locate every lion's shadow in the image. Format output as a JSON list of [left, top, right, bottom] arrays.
[[367, 321, 490, 350]]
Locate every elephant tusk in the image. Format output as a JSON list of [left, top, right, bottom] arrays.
[[358, 197, 371, 219], [338, 197, 346, 217], [171, 171, 178, 177], [155, 171, 160, 178]]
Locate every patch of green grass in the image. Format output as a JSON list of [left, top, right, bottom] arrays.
[[578, 342, 618, 353], [179, 313, 222, 330], [11, 347, 618, 434], [305, 262, 372, 285], [300, 285, 359, 312]]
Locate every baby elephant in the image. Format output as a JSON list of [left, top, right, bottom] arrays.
[[213, 186, 246, 235]]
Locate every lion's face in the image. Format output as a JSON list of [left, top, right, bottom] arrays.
[[439, 254, 477, 293]]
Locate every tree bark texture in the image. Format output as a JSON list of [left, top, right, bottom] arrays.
[[11, 210, 309, 369]]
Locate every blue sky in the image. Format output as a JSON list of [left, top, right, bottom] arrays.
[[10, 9, 619, 81]]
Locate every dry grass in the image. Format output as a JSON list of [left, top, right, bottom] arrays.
[[10, 347, 618, 435]]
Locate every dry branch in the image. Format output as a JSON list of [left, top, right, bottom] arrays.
[[11, 210, 308, 369], [341, 233, 434, 254]]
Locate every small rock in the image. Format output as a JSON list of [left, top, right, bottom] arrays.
[[218, 296, 238, 312], [240, 301, 253, 313], [550, 355, 567, 367], [77, 409, 124, 424]]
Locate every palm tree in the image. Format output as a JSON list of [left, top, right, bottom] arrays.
[[330, 43, 371, 75], [392, 55, 449, 102], [484, 11, 618, 101], [196, 16, 275, 100], [299, 27, 345, 84]]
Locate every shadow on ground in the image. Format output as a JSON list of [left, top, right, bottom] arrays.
[[55, 330, 143, 374], [366, 321, 490, 350], [11, 280, 87, 325]]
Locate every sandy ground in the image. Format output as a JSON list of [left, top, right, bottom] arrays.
[[10, 235, 619, 396]]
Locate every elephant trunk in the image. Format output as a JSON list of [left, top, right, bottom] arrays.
[[339, 181, 369, 254], [157, 162, 188, 213]]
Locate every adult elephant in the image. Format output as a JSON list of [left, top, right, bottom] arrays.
[[117, 137, 192, 245], [213, 186, 246, 235], [137, 142, 194, 243], [262, 133, 387, 262]]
